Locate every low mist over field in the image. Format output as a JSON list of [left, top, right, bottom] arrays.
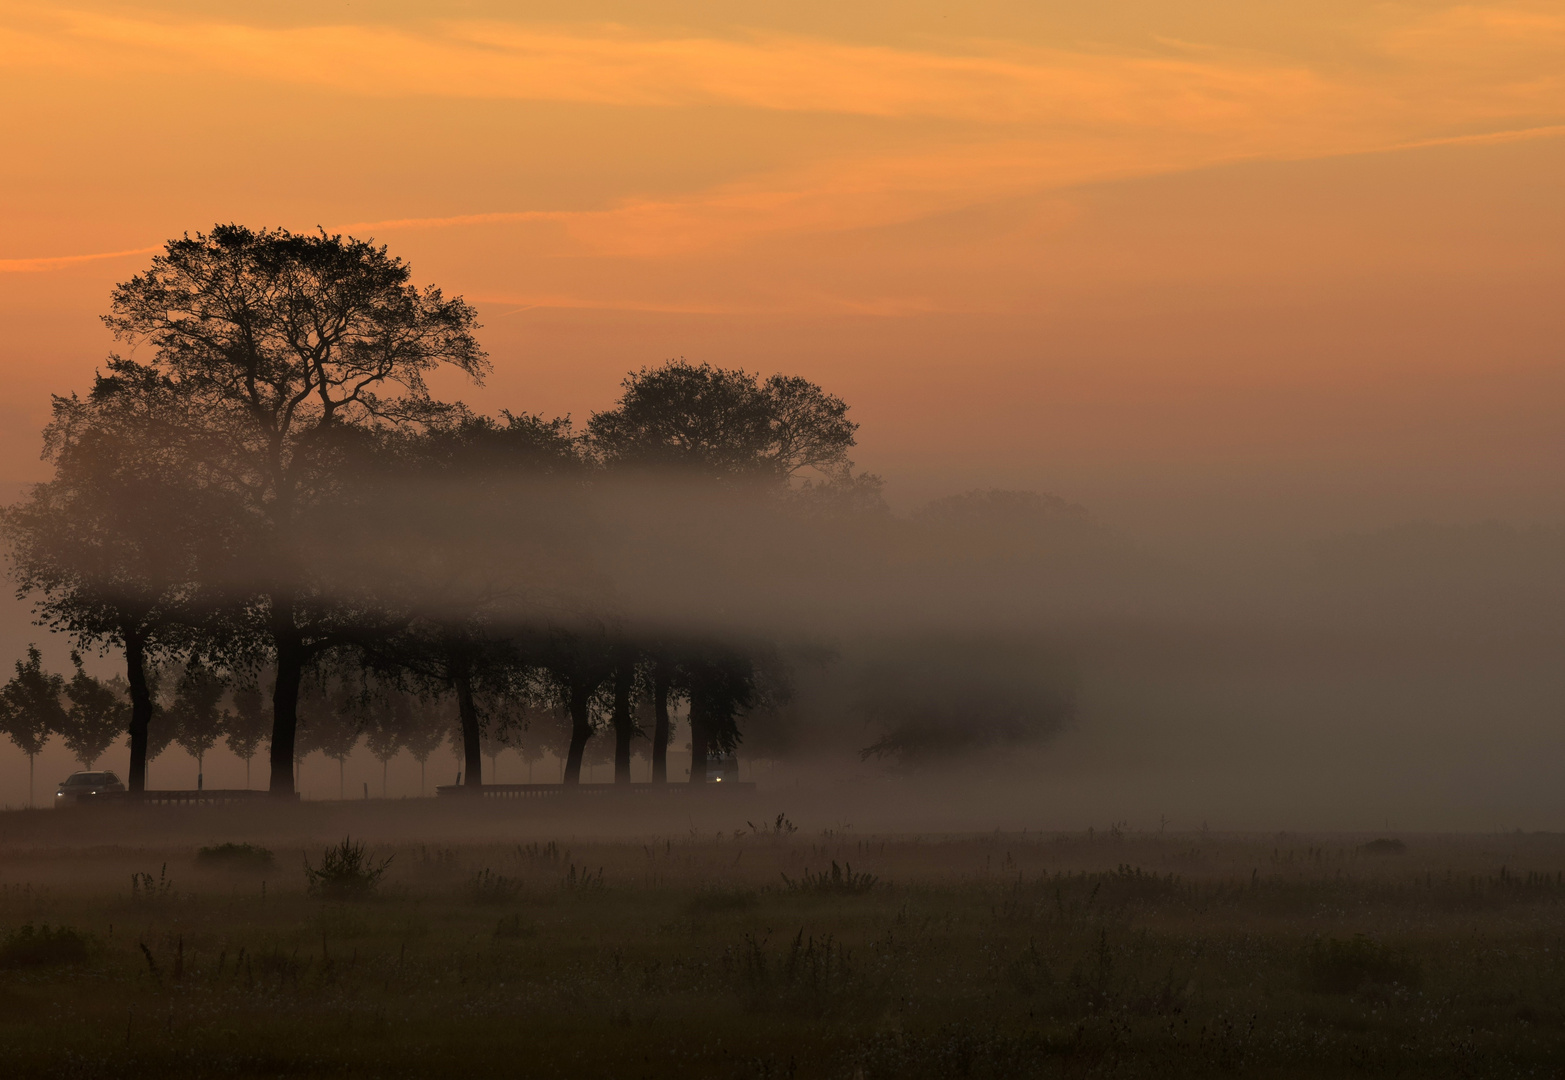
[[6, 462, 1561, 828]]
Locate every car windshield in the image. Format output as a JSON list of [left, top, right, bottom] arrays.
[[65, 773, 110, 786]]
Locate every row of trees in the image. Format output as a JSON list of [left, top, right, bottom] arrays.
[[0, 648, 267, 804], [0, 644, 690, 804], [1, 226, 861, 797]]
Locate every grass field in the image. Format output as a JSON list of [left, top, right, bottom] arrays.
[[2, 803, 1564, 1078]]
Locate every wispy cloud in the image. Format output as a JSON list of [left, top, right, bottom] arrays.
[[4, 4, 1563, 285], [4, 5, 1558, 130], [2, 9, 1339, 127], [0, 245, 160, 274]]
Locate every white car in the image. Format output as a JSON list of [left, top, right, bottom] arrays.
[[55, 770, 126, 805]]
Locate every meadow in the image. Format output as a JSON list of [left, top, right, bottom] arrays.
[[2, 801, 1563, 1078]]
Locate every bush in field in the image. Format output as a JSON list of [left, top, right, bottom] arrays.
[[0, 924, 91, 969], [304, 837, 392, 900], [1301, 934, 1421, 994], [781, 861, 878, 895], [469, 868, 521, 904], [197, 842, 276, 870]]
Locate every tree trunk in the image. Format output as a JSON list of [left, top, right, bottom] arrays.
[[124, 632, 153, 794], [454, 667, 483, 789], [651, 666, 671, 784], [688, 690, 709, 785], [268, 642, 304, 797], [28, 753, 35, 809], [612, 661, 633, 785], [563, 678, 592, 785]]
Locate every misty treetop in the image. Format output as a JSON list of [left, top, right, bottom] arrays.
[[1, 226, 1085, 800], [586, 360, 859, 485]]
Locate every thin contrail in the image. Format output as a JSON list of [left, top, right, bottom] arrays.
[[0, 245, 162, 274]]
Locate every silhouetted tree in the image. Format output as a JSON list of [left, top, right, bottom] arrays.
[[401, 693, 452, 795], [682, 646, 759, 784], [169, 658, 228, 789], [587, 359, 859, 486], [60, 652, 130, 768], [649, 661, 674, 783], [636, 650, 687, 784], [538, 628, 615, 785], [609, 649, 639, 784], [588, 361, 770, 479], [368, 618, 524, 790], [296, 675, 364, 799], [0, 647, 66, 805], [225, 675, 270, 789], [102, 225, 488, 797], [364, 691, 408, 798], [588, 363, 849, 783], [0, 366, 231, 792]]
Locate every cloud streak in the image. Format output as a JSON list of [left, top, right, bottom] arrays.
[[4, 6, 1560, 131], [0, 245, 161, 274], [3, 4, 1563, 287]]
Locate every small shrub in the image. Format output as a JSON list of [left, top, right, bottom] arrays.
[[470, 868, 522, 904], [304, 837, 392, 900], [130, 865, 174, 901], [197, 842, 276, 870], [781, 861, 878, 895], [0, 924, 91, 969], [747, 814, 798, 837], [562, 864, 604, 891], [518, 841, 564, 867], [1360, 838, 1407, 855], [1302, 934, 1422, 994]]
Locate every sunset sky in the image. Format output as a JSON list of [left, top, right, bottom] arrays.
[[2, 0, 1562, 537]]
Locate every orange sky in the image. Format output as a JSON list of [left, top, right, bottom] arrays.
[[2, 0, 1562, 536]]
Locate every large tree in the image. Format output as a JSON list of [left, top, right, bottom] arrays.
[[1, 365, 227, 792], [681, 646, 760, 784], [537, 627, 615, 786], [608, 648, 639, 784], [101, 225, 488, 796], [586, 362, 854, 782]]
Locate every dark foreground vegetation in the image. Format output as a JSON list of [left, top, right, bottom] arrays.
[[4, 819, 1565, 1078]]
